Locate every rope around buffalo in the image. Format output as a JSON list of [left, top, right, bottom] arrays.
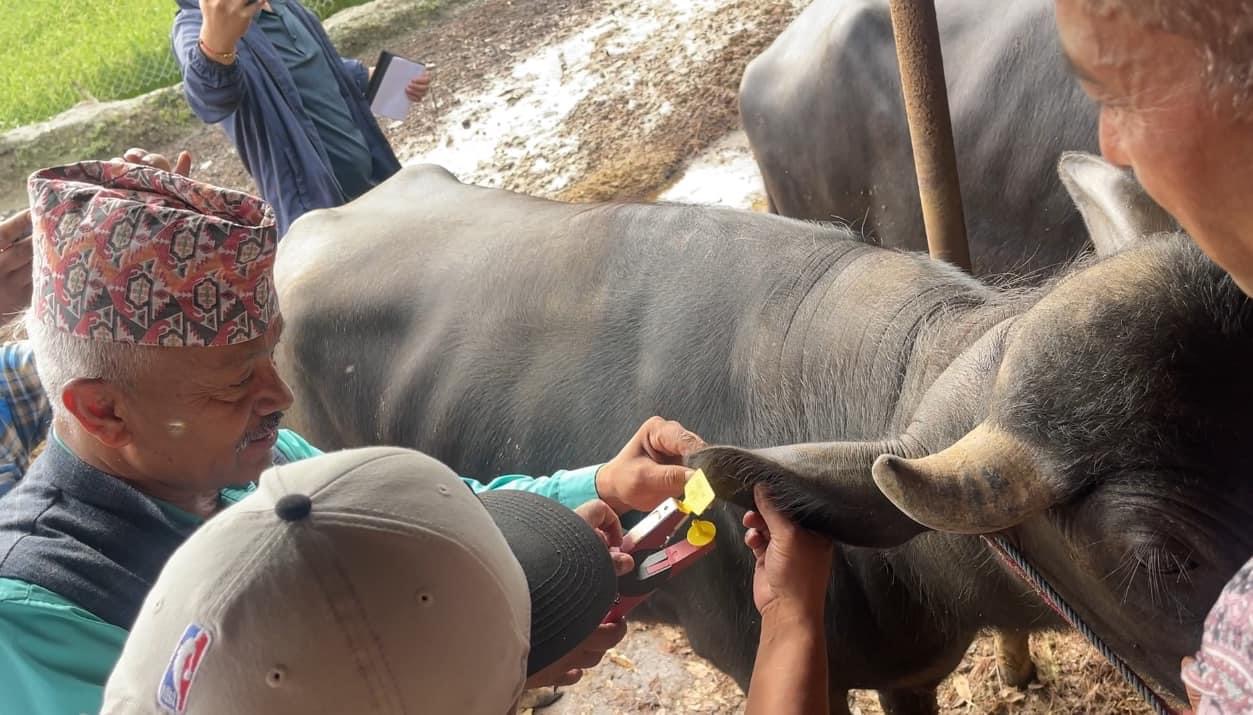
[[982, 535, 1179, 715]]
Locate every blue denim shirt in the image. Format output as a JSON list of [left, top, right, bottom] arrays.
[[256, 0, 376, 202], [171, 0, 402, 235]]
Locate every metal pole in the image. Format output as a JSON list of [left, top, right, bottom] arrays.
[[888, 0, 972, 272]]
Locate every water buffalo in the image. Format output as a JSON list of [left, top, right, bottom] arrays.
[[274, 156, 1244, 713], [740, 0, 1103, 279]]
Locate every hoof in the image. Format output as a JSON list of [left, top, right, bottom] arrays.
[[995, 631, 1037, 688], [998, 657, 1037, 688]]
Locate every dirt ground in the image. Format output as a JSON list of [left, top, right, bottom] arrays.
[[147, 0, 1169, 712], [162, 0, 794, 204], [525, 623, 1163, 715]]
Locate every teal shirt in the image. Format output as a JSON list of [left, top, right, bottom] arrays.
[[0, 429, 602, 715]]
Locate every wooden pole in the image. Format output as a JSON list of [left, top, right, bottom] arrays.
[[888, 0, 972, 271]]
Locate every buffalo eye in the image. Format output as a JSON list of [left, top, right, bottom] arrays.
[[1131, 541, 1200, 579]]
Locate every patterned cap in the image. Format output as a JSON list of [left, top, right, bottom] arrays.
[[1183, 554, 1253, 714], [27, 161, 278, 348]]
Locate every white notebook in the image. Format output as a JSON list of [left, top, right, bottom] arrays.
[[366, 51, 426, 121]]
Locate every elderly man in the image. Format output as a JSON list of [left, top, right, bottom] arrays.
[[0, 150, 191, 493], [1055, 1, 1253, 292], [0, 162, 703, 715]]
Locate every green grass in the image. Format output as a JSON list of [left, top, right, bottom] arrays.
[[0, 0, 372, 131]]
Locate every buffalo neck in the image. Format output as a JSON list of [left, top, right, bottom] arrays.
[[773, 247, 1061, 629], [776, 245, 1027, 440]]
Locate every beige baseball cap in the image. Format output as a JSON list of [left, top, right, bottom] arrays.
[[100, 447, 617, 715]]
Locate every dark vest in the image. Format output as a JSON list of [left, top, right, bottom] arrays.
[[0, 441, 286, 630]]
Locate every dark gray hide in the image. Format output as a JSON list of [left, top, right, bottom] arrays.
[[276, 164, 1252, 710], [740, 0, 1100, 279]]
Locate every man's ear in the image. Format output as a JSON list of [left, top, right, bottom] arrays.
[[1058, 151, 1179, 257], [61, 379, 131, 449]]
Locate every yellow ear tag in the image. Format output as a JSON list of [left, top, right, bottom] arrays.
[[686, 519, 716, 547], [679, 469, 715, 516]]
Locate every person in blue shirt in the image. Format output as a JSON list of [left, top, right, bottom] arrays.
[[0, 343, 47, 499], [0, 214, 44, 498], [0, 161, 704, 715], [172, 0, 430, 234]]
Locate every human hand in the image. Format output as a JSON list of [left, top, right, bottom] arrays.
[[522, 500, 634, 688], [518, 500, 633, 688], [198, 0, 266, 56], [1180, 656, 1201, 714], [405, 70, 431, 104], [523, 618, 627, 688], [595, 416, 707, 514], [112, 148, 193, 177], [574, 499, 634, 576], [744, 484, 834, 617], [0, 211, 33, 319]]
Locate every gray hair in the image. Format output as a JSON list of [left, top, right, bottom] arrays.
[[25, 314, 153, 414], [1083, 1, 1253, 113]]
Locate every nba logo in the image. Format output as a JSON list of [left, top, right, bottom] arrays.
[[157, 623, 213, 713]]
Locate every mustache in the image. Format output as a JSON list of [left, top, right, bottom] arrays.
[[237, 412, 284, 452]]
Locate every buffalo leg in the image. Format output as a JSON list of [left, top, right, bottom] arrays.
[[995, 629, 1036, 687], [877, 687, 939, 715]]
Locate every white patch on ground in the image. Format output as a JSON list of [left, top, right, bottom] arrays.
[[657, 130, 764, 211], [396, 0, 739, 194]]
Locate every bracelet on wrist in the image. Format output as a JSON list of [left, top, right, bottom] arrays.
[[199, 37, 237, 64]]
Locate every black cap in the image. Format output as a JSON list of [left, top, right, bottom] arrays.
[[477, 490, 618, 675]]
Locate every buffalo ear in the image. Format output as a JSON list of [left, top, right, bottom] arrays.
[[689, 441, 931, 549], [1058, 151, 1178, 257]]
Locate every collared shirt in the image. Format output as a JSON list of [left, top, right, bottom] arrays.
[[0, 342, 50, 498], [0, 430, 601, 715], [256, 0, 375, 202]]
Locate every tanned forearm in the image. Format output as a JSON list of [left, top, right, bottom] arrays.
[[746, 602, 829, 715]]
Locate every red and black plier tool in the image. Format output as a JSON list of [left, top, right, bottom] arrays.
[[602, 498, 716, 623]]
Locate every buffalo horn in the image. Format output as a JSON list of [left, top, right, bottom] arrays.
[[871, 423, 1061, 533]]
